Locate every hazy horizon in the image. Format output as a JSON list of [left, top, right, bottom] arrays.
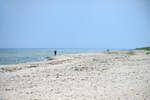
[[0, 47, 135, 49]]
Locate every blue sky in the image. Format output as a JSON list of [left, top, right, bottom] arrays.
[[0, 0, 150, 49]]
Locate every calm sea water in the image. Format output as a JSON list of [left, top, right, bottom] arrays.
[[0, 48, 105, 65]]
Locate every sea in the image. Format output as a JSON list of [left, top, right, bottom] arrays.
[[0, 48, 107, 65]]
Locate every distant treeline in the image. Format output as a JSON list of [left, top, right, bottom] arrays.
[[136, 47, 150, 51]]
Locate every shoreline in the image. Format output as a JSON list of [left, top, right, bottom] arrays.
[[0, 49, 132, 66], [0, 50, 150, 100], [0, 49, 134, 66]]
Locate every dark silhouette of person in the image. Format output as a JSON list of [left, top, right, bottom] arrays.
[[106, 49, 109, 52], [54, 50, 57, 56]]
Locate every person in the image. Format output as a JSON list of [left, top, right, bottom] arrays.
[[106, 49, 109, 52], [106, 49, 110, 54], [54, 50, 57, 56]]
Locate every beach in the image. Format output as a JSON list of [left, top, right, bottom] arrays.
[[0, 50, 150, 100]]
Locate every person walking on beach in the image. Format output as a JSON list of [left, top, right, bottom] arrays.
[[106, 49, 110, 52], [54, 50, 57, 56]]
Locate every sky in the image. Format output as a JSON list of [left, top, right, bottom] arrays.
[[0, 0, 150, 49]]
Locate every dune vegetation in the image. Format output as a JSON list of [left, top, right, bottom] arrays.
[[136, 46, 150, 54], [136, 46, 150, 51]]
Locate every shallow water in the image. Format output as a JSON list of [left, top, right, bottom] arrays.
[[0, 48, 105, 65]]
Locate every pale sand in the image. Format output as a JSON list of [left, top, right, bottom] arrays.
[[0, 50, 150, 100]]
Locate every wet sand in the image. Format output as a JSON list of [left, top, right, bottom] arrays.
[[0, 50, 150, 100]]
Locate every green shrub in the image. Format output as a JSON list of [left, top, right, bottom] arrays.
[[136, 47, 150, 51], [146, 52, 150, 55]]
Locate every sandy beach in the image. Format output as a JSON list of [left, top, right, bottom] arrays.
[[0, 50, 150, 100]]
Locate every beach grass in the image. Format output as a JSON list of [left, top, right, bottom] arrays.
[[136, 46, 150, 54], [146, 52, 150, 55], [136, 46, 150, 51]]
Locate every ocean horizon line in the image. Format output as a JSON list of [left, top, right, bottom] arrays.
[[0, 48, 133, 50]]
